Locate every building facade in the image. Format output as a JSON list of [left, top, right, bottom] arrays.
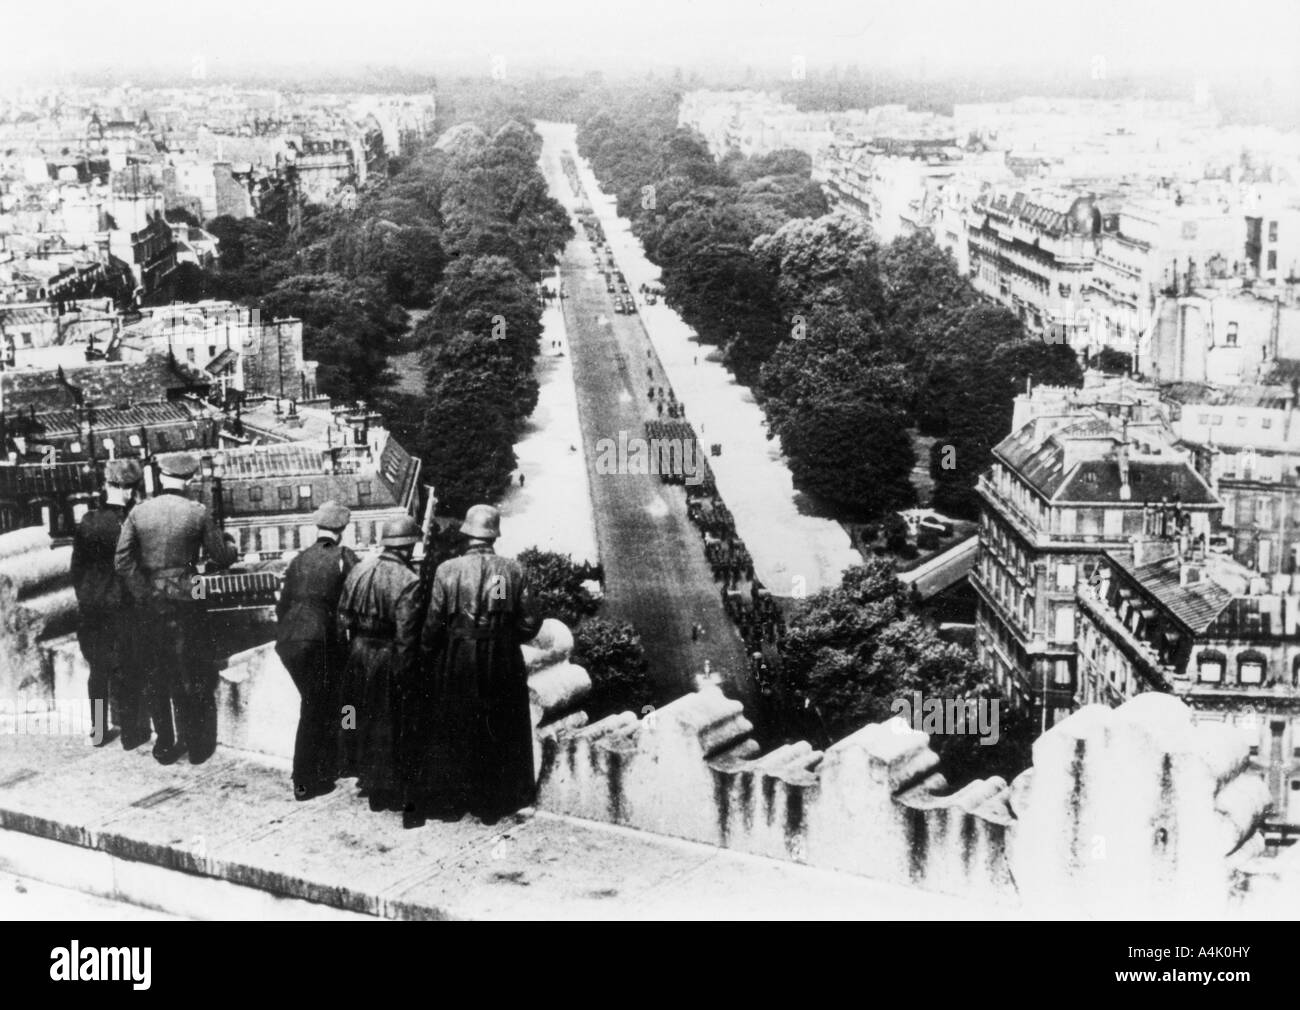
[[973, 411, 1219, 726], [1077, 534, 1300, 829]]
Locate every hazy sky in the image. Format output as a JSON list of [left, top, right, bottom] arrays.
[[3, 0, 1297, 86]]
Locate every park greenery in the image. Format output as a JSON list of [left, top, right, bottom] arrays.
[[777, 559, 1034, 783], [195, 116, 571, 516], [575, 91, 1082, 519]]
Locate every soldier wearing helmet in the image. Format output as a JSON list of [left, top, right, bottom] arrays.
[[404, 504, 541, 827], [336, 514, 423, 811]]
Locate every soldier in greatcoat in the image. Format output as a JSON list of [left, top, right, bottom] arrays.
[[336, 515, 423, 812], [275, 500, 358, 801], [405, 505, 541, 828]]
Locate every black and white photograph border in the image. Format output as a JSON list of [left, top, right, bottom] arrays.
[[0, 0, 1297, 925]]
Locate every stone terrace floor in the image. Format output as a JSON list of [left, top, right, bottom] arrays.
[[0, 735, 1009, 920]]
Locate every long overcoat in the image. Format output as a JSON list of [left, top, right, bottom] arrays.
[[408, 543, 541, 815], [336, 551, 422, 794]]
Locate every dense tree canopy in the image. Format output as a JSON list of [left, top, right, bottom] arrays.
[[258, 273, 406, 402], [194, 116, 568, 428], [573, 618, 655, 719], [518, 548, 601, 627], [779, 560, 1030, 783], [577, 93, 1085, 521]]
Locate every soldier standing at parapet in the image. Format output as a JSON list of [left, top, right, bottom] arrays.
[[336, 516, 423, 813], [71, 459, 147, 749], [275, 501, 358, 801], [115, 453, 237, 765], [406, 505, 541, 827]]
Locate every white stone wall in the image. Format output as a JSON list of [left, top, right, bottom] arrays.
[[536, 686, 1271, 916]]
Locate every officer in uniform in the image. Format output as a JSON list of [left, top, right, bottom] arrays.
[[336, 515, 423, 812], [71, 459, 147, 749], [275, 500, 359, 801], [115, 452, 237, 765]]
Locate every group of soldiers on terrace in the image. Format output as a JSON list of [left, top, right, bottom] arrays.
[[71, 454, 543, 830]]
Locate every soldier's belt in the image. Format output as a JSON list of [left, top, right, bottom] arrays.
[[448, 619, 499, 641], [351, 622, 397, 638], [144, 566, 196, 599]]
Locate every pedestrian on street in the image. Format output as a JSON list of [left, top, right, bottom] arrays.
[[72, 459, 147, 749], [406, 505, 542, 828], [337, 516, 423, 812], [275, 501, 359, 801], [115, 453, 238, 765]]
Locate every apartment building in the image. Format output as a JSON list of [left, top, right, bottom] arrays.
[[973, 407, 1219, 727], [1077, 532, 1300, 828]]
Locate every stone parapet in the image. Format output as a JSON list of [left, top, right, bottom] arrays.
[[0, 528, 76, 703], [41, 616, 591, 766], [536, 687, 1271, 916]]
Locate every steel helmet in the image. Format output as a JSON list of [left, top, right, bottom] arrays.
[[459, 503, 501, 540], [380, 515, 421, 547]]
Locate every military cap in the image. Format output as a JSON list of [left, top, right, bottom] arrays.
[[157, 452, 200, 479], [311, 500, 351, 531], [380, 515, 421, 547], [104, 458, 143, 487], [460, 503, 501, 540]]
